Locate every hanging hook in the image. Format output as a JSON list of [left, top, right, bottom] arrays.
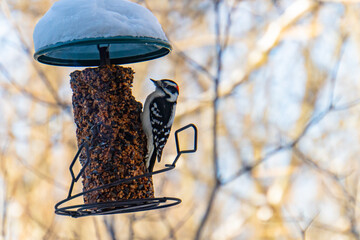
[[97, 44, 110, 66]]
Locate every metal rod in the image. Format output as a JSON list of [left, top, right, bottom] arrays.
[[97, 45, 110, 66], [67, 142, 91, 199], [56, 123, 197, 217]]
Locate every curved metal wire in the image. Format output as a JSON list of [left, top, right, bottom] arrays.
[[55, 124, 197, 217]]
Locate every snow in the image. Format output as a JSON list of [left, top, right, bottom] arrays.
[[33, 0, 168, 51]]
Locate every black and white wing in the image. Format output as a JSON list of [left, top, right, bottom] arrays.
[[149, 98, 175, 163]]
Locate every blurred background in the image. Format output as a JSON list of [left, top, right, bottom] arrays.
[[1, 0, 360, 239]]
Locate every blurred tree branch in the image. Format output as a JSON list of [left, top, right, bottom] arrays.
[[177, 0, 319, 119], [0, 62, 66, 108], [1, 0, 71, 111], [0, 0, 359, 239], [194, 0, 222, 239]]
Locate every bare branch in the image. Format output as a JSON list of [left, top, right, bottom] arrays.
[[194, 1, 222, 239], [0, 62, 70, 109], [293, 148, 357, 205], [15, 154, 68, 191], [129, 215, 135, 240], [1, 0, 69, 110], [93, 218, 102, 240], [194, 183, 220, 240], [176, 0, 319, 118], [103, 216, 117, 240], [173, 45, 215, 82], [0, 142, 9, 239], [285, 207, 319, 240], [328, 34, 348, 108]]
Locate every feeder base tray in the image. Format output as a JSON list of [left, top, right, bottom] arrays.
[[55, 197, 181, 218]]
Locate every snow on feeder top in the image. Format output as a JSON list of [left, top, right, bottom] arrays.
[[33, 0, 171, 66]]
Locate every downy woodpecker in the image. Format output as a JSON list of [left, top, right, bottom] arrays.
[[141, 79, 179, 172]]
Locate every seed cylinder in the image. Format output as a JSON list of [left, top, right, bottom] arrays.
[[70, 65, 154, 204]]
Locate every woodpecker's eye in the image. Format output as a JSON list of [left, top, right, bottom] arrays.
[[167, 86, 178, 94]]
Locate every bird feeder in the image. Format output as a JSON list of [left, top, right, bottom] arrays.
[[33, 0, 197, 217]]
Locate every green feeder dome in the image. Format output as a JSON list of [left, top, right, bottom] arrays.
[[33, 0, 171, 66]]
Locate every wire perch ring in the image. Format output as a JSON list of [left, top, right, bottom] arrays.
[[55, 124, 197, 218]]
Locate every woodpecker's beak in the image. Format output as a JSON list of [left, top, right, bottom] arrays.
[[150, 78, 159, 87]]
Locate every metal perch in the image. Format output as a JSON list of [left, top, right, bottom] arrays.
[[55, 123, 197, 218]]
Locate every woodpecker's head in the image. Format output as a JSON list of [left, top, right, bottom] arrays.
[[150, 78, 179, 102]]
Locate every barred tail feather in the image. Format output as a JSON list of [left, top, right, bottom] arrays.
[[148, 150, 157, 172], [157, 149, 163, 163]]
